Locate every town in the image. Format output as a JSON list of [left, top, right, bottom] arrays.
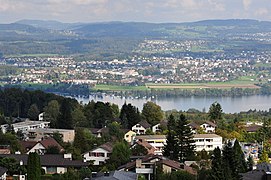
[[0, 88, 270, 179]]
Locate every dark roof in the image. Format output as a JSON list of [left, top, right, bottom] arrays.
[[89, 128, 100, 134], [203, 121, 217, 127], [20, 137, 64, 153], [245, 125, 262, 132], [138, 120, 151, 129], [20, 141, 37, 152], [99, 142, 113, 153], [156, 159, 196, 175], [0, 154, 89, 167], [92, 171, 137, 180], [240, 170, 265, 180], [188, 122, 200, 129], [119, 154, 196, 175], [0, 166, 7, 176]]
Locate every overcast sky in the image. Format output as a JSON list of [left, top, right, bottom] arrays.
[[1, 0, 271, 23]]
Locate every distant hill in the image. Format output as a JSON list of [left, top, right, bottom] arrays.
[[1, 19, 271, 57], [16, 19, 83, 30]]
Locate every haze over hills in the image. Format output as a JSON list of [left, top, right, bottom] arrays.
[[1, 19, 271, 59]]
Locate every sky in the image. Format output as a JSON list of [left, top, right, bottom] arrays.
[[1, 0, 271, 23]]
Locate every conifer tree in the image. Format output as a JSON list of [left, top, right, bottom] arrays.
[[176, 114, 195, 162], [163, 114, 179, 161], [27, 152, 41, 180], [222, 141, 234, 180], [209, 147, 224, 180], [233, 140, 247, 174]]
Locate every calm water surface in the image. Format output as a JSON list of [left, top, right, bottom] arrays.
[[74, 95, 271, 113]]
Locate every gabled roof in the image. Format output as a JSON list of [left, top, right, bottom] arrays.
[[84, 142, 114, 155], [137, 120, 151, 129], [156, 159, 197, 175], [188, 122, 200, 129], [0, 154, 89, 167], [0, 166, 7, 176], [99, 142, 114, 152], [39, 137, 64, 151], [20, 137, 64, 153], [202, 121, 217, 127]]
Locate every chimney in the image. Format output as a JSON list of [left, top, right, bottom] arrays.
[[136, 159, 142, 168]]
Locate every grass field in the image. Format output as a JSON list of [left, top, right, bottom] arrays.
[[93, 76, 261, 91]]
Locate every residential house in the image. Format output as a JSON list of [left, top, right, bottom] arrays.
[[188, 122, 200, 134], [90, 127, 109, 138], [1, 120, 50, 134], [119, 155, 196, 180], [152, 121, 167, 133], [27, 128, 75, 143], [132, 120, 151, 135], [132, 139, 155, 155], [20, 137, 64, 155], [134, 135, 166, 155], [90, 127, 136, 143], [0, 154, 89, 175], [193, 134, 222, 151], [0, 167, 7, 180], [241, 142, 259, 161], [123, 130, 136, 144], [83, 142, 113, 165], [38, 112, 44, 121], [200, 121, 216, 133], [245, 124, 262, 133], [241, 162, 271, 180]]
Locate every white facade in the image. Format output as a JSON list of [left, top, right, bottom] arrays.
[[132, 124, 147, 135], [1, 120, 50, 133], [135, 135, 166, 155], [152, 124, 160, 133], [200, 123, 216, 133], [27, 143, 46, 155], [27, 128, 75, 142], [193, 134, 222, 151], [38, 112, 44, 121], [83, 147, 111, 165]]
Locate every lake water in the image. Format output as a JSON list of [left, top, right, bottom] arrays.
[[73, 95, 271, 113]]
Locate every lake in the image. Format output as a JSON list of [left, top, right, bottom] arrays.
[[74, 94, 271, 113]]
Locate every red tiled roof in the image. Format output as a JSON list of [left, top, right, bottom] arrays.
[[40, 137, 64, 151]]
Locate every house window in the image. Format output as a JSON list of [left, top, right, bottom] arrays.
[[207, 145, 213, 148], [206, 139, 213, 142], [126, 135, 129, 138], [90, 152, 105, 157], [136, 125, 141, 128]]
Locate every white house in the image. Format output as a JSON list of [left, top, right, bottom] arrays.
[[134, 135, 166, 155], [193, 134, 222, 151], [1, 120, 50, 134], [83, 142, 113, 165], [132, 120, 151, 135], [38, 112, 44, 121], [152, 121, 167, 133], [200, 121, 216, 133]]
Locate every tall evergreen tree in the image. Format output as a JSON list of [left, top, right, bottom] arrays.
[[27, 152, 41, 180], [222, 141, 234, 180], [209, 147, 224, 180], [119, 103, 141, 129], [176, 114, 195, 162], [58, 98, 73, 129], [163, 114, 179, 160], [233, 140, 247, 174], [27, 104, 39, 120]]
